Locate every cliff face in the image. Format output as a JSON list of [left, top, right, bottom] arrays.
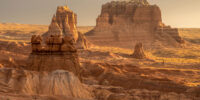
[[86, 0, 184, 48]]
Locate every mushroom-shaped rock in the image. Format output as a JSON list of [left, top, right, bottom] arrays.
[[131, 43, 146, 59]]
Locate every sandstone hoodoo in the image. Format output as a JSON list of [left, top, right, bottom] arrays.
[[26, 34, 81, 79], [86, 0, 184, 48], [43, 6, 88, 49], [43, 6, 78, 41], [131, 43, 146, 59]]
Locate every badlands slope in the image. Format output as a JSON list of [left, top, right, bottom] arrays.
[[0, 22, 200, 99]]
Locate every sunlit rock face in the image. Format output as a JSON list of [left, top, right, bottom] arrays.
[[26, 34, 82, 80], [43, 6, 78, 42], [43, 6, 88, 49], [86, 0, 184, 48], [0, 68, 93, 99]]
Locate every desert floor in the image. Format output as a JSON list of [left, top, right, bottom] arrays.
[[0, 23, 200, 99]]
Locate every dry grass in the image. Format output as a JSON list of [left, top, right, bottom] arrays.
[[179, 28, 200, 44]]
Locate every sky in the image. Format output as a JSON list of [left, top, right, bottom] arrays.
[[0, 0, 200, 28]]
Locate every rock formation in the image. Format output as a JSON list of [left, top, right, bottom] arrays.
[[43, 6, 78, 41], [76, 32, 89, 49], [43, 6, 88, 49], [131, 43, 146, 59], [26, 5, 91, 79], [26, 34, 81, 79], [0, 68, 93, 99], [86, 0, 184, 48]]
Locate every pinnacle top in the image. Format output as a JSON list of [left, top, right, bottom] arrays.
[[57, 6, 72, 13]]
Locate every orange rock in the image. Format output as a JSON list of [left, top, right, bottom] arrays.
[[86, 0, 184, 48], [43, 6, 78, 42], [131, 43, 146, 59], [42, 6, 89, 49], [28, 35, 80, 80]]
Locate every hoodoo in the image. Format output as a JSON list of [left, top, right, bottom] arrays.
[[86, 0, 184, 48], [131, 43, 146, 59], [26, 34, 82, 79], [43, 6, 88, 49], [43, 6, 78, 41]]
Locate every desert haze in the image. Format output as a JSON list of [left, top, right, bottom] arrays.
[[0, 0, 200, 100]]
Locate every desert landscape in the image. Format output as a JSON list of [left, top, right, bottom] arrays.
[[0, 0, 200, 100]]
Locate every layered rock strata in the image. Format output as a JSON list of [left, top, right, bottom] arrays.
[[86, 0, 184, 48], [26, 34, 81, 79], [0, 68, 93, 99]]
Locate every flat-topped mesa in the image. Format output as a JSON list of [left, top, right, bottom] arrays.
[[43, 6, 78, 42], [86, 0, 184, 48], [96, 0, 161, 29]]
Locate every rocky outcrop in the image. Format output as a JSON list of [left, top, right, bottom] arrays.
[[43, 6, 78, 41], [76, 32, 89, 49], [131, 43, 146, 59], [0, 68, 93, 99], [156, 25, 185, 44], [25, 5, 92, 79], [26, 34, 81, 79], [86, 0, 184, 48], [42, 6, 89, 49]]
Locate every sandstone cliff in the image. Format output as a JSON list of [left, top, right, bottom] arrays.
[[86, 0, 184, 48]]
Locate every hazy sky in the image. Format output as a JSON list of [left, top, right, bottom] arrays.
[[0, 0, 200, 28]]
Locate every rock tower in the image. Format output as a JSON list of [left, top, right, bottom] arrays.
[[131, 43, 146, 59], [43, 6, 88, 49]]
